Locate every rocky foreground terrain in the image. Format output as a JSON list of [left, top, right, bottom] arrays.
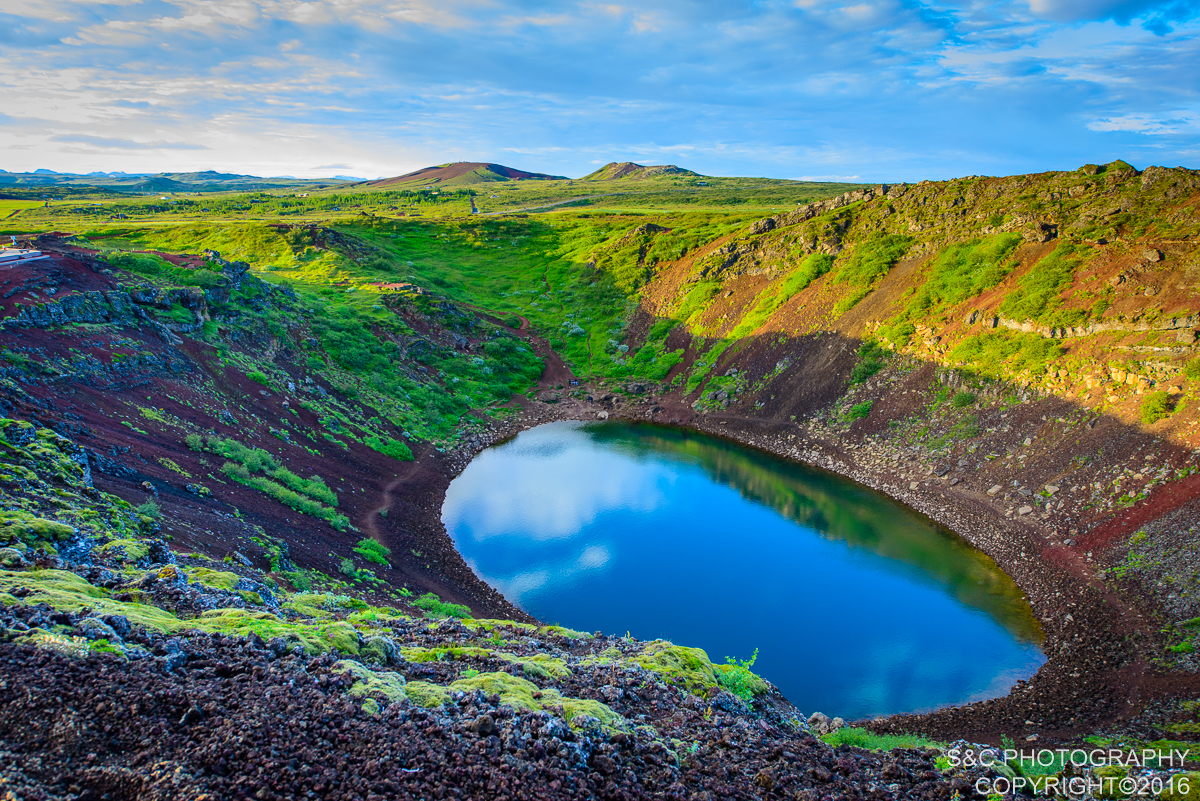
[[0, 418, 981, 800]]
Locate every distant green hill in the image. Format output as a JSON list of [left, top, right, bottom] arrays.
[[363, 162, 567, 188], [582, 162, 701, 180], [0, 169, 350, 192]]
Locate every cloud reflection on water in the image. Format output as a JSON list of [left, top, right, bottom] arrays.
[[443, 422, 670, 542]]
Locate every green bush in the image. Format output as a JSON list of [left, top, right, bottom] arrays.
[[221, 463, 348, 530], [184, 433, 203, 451], [716, 649, 768, 701], [1140, 391, 1171, 425], [412, 592, 472, 620], [1185, 358, 1200, 382], [364, 435, 414, 461], [821, 727, 944, 752], [135, 501, 161, 520], [353, 538, 391, 566], [951, 391, 977, 408], [269, 467, 338, 507], [849, 341, 888, 384], [246, 371, 270, 386], [849, 359, 882, 384], [283, 570, 313, 591], [846, 401, 872, 420]]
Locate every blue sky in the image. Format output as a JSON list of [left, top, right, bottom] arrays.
[[1, 0, 1197, 182]]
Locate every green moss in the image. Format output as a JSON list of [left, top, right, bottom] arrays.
[[326, 621, 360, 654], [450, 671, 544, 711], [820, 727, 944, 751], [1160, 772, 1200, 800], [399, 645, 491, 663], [97, 538, 150, 563], [405, 680, 451, 708], [560, 697, 625, 731], [1, 514, 74, 544], [497, 652, 571, 680], [193, 608, 340, 654], [89, 638, 124, 656], [236, 590, 264, 606], [1094, 765, 1129, 800], [332, 660, 408, 709], [185, 566, 241, 590], [282, 593, 334, 618], [633, 641, 721, 694], [448, 672, 625, 733], [541, 624, 591, 640]]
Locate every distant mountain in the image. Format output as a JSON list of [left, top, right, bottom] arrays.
[[582, 162, 700, 180], [363, 162, 567, 189], [0, 170, 352, 192]]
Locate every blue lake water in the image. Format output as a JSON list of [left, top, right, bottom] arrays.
[[442, 420, 1045, 720]]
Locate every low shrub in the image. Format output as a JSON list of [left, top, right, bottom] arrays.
[[951, 391, 977, 408], [846, 401, 872, 420], [364, 435, 413, 461], [821, 727, 944, 752], [716, 649, 768, 701], [1140, 391, 1172, 425], [412, 592, 472, 620], [184, 433, 203, 450], [353, 539, 391, 566], [135, 501, 161, 520]]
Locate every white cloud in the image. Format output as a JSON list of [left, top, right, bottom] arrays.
[[1088, 111, 1200, 134]]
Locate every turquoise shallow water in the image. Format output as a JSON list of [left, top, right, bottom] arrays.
[[442, 420, 1045, 720]]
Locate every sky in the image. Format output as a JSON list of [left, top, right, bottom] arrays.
[[0, 0, 1198, 182]]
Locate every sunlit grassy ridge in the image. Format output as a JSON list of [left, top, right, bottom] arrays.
[[40, 161, 1199, 425]]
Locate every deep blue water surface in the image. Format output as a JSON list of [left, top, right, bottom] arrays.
[[442, 420, 1044, 719]]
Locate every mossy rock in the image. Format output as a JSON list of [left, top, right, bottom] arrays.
[[360, 636, 397, 665], [560, 697, 624, 732], [0, 569, 181, 634], [405, 681, 451, 708], [450, 671, 547, 713], [633, 640, 720, 694], [236, 590, 264, 606], [283, 593, 334, 618], [448, 671, 625, 733], [1160, 772, 1200, 801], [195, 608, 324, 654], [97, 539, 150, 563], [333, 660, 407, 709], [497, 652, 571, 680], [466, 619, 590, 640], [2, 515, 74, 544], [185, 567, 242, 591], [327, 622, 361, 654], [1094, 765, 1129, 800]]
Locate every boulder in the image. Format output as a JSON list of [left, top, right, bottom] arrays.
[[76, 617, 120, 641]]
